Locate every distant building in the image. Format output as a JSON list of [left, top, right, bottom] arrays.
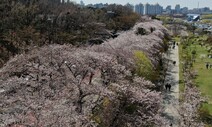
[[61, 0, 76, 4], [166, 5, 171, 11], [155, 3, 163, 15], [181, 7, 188, 14], [86, 3, 108, 9], [187, 14, 200, 22], [200, 7, 210, 13], [94, 3, 104, 8], [164, 5, 172, 14], [188, 8, 201, 14], [80, 0, 85, 7], [145, 3, 163, 15], [135, 3, 144, 15], [145, 3, 151, 15], [175, 4, 181, 13]]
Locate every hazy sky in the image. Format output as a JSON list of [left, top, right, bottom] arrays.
[[75, 0, 212, 9]]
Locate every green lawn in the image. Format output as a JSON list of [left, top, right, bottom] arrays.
[[190, 43, 212, 115], [179, 45, 185, 93], [176, 38, 185, 100], [201, 14, 212, 19], [175, 33, 212, 125]]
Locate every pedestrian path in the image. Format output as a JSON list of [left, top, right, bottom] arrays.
[[163, 43, 180, 127]]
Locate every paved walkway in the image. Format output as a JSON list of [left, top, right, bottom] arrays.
[[163, 43, 180, 127]]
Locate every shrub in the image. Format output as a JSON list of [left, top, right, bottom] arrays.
[[192, 50, 196, 55], [136, 27, 147, 35], [134, 50, 154, 80], [199, 104, 212, 125]]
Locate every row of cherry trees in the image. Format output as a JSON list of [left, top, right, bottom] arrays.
[[178, 36, 205, 126], [0, 0, 139, 67], [179, 70, 205, 127], [0, 20, 170, 126]]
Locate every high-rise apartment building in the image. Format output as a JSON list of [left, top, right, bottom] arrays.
[[145, 3, 150, 15], [145, 3, 163, 15], [155, 3, 163, 15], [166, 5, 172, 11], [135, 3, 144, 15], [181, 7, 188, 14], [175, 4, 181, 13]]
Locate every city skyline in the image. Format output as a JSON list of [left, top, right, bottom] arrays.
[[75, 0, 212, 9]]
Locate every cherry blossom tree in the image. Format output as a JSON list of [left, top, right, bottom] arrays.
[[178, 70, 205, 127], [0, 20, 169, 127]]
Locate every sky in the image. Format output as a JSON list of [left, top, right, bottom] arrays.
[[75, 0, 212, 9]]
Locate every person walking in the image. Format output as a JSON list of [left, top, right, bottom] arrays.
[[172, 45, 175, 49], [173, 41, 176, 46], [165, 84, 171, 91], [206, 63, 209, 69], [165, 84, 168, 90], [168, 84, 171, 91], [173, 61, 176, 65]]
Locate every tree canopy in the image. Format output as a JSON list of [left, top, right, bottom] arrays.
[[0, 1, 140, 67]]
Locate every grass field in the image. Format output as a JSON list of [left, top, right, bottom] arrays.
[[201, 14, 212, 24], [201, 14, 212, 19], [201, 19, 212, 24], [178, 35, 212, 126], [178, 44, 185, 93], [174, 37, 185, 101], [191, 44, 212, 114], [174, 32, 212, 126]]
